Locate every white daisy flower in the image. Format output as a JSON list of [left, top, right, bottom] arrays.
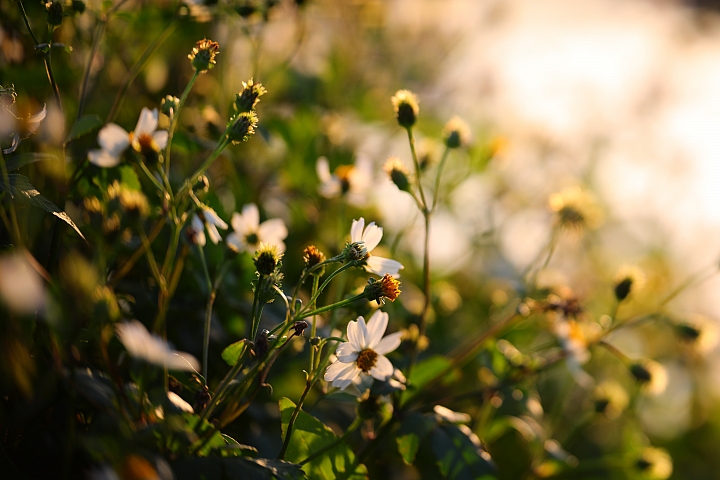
[[116, 320, 199, 371], [2, 104, 47, 154], [227, 203, 288, 254], [324, 310, 402, 390], [88, 107, 168, 168], [350, 218, 404, 278], [315, 156, 371, 206], [190, 206, 228, 247]]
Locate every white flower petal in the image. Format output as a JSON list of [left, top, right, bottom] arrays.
[[350, 218, 365, 243], [369, 354, 393, 381], [153, 130, 168, 150], [26, 104, 47, 133], [374, 331, 402, 355], [347, 319, 362, 351], [168, 392, 194, 413], [226, 232, 244, 252], [361, 222, 383, 252], [134, 107, 158, 136], [258, 219, 288, 244], [207, 223, 222, 244], [325, 360, 359, 384], [3, 134, 20, 154], [366, 310, 388, 349], [115, 320, 198, 371], [336, 342, 359, 363], [203, 207, 228, 230], [366, 256, 404, 278], [230, 212, 250, 236], [97, 123, 130, 157], [241, 203, 260, 230], [88, 148, 121, 168], [316, 156, 332, 182], [357, 315, 370, 348]]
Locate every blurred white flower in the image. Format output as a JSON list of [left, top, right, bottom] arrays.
[[88, 107, 168, 168], [227, 203, 288, 253], [116, 320, 199, 371], [324, 310, 402, 390], [0, 252, 46, 314], [316, 156, 372, 205], [434, 405, 471, 424], [190, 206, 228, 247], [2, 104, 47, 154], [167, 391, 194, 413], [350, 218, 404, 278]]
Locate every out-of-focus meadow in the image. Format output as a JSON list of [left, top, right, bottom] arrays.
[[3, 0, 720, 478]]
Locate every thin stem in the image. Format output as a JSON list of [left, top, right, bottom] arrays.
[[106, 20, 179, 123], [309, 274, 320, 371], [17, 2, 39, 45], [139, 227, 166, 295], [406, 127, 428, 211], [298, 262, 355, 317], [77, 18, 106, 119], [44, 25, 63, 114], [0, 152, 22, 246], [277, 379, 313, 460], [138, 161, 165, 193], [165, 70, 200, 181], [297, 293, 365, 320], [430, 146, 451, 213], [109, 219, 164, 286], [203, 290, 217, 381]]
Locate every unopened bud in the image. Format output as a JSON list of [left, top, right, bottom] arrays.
[[391, 89, 419, 129], [226, 111, 258, 144]]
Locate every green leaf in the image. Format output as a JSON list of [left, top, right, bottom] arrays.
[[279, 397, 368, 479], [221, 339, 248, 366], [118, 164, 141, 191], [401, 355, 453, 406], [184, 414, 225, 456], [396, 412, 437, 465], [431, 424, 497, 480], [172, 457, 304, 480], [0, 174, 85, 240], [66, 114, 103, 142], [4, 153, 57, 171], [73, 368, 116, 410]]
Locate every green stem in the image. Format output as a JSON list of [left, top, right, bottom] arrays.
[[406, 127, 428, 211], [106, 20, 179, 123], [297, 293, 365, 320], [165, 70, 200, 181], [277, 379, 313, 460], [77, 17, 106, 119], [430, 146, 451, 213], [298, 262, 355, 316], [0, 152, 22, 246], [175, 137, 230, 201]]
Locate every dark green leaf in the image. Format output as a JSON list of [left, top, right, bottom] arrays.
[[73, 368, 116, 410], [66, 114, 103, 142], [279, 397, 368, 479], [0, 174, 85, 240], [4, 153, 57, 171], [431, 424, 497, 480], [172, 457, 304, 480], [184, 415, 225, 456], [221, 339, 248, 366], [396, 412, 438, 465]]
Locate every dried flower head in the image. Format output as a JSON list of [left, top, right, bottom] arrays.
[[234, 78, 267, 113], [384, 157, 411, 192], [189, 38, 220, 73], [635, 447, 673, 479], [45, 1, 64, 27], [226, 111, 258, 144], [613, 265, 646, 301], [254, 243, 282, 275], [364, 274, 402, 305], [629, 359, 667, 396], [442, 116, 471, 149], [391, 89, 419, 128], [0, 85, 17, 107], [548, 186, 603, 231]]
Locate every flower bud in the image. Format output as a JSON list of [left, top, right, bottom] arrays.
[[234, 78, 267, 113], [303, 245, 326, 276], [342, 241, 368, 262], [254, 243, 282, 276], [71, 0, 86, 14], [442, 116, 471, 149], [391, 90, 419, 129], [188, 38, 220, 73], [45, 1, 64, 27], [226, 111, 258, 144], [160, 95, 180, 117], [613, 265, 645, 302], [384, 157, 411, 192]]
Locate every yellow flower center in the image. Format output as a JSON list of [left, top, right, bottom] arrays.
[[131, 132, 158, 156], [356, 348, 378, 373]]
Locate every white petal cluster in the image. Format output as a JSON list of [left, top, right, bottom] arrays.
[[88, 108, 168, 168], [116, 320, 199, 371], [190, 206, 228, 247], [324, 311, 402, 390], [2, 104, 47, 154], [350, 218, 403, 278], [315, 156, 372, 206], [227, 203, 288, 253]]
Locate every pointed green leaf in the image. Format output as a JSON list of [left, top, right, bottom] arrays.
[[66, 114, 103, 142], [4, 153, 57, 171], [279, 397, 368, 479], [119, 164, 141, 191], [0, 174, 85, 240], [221, 339, 248, 366]]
